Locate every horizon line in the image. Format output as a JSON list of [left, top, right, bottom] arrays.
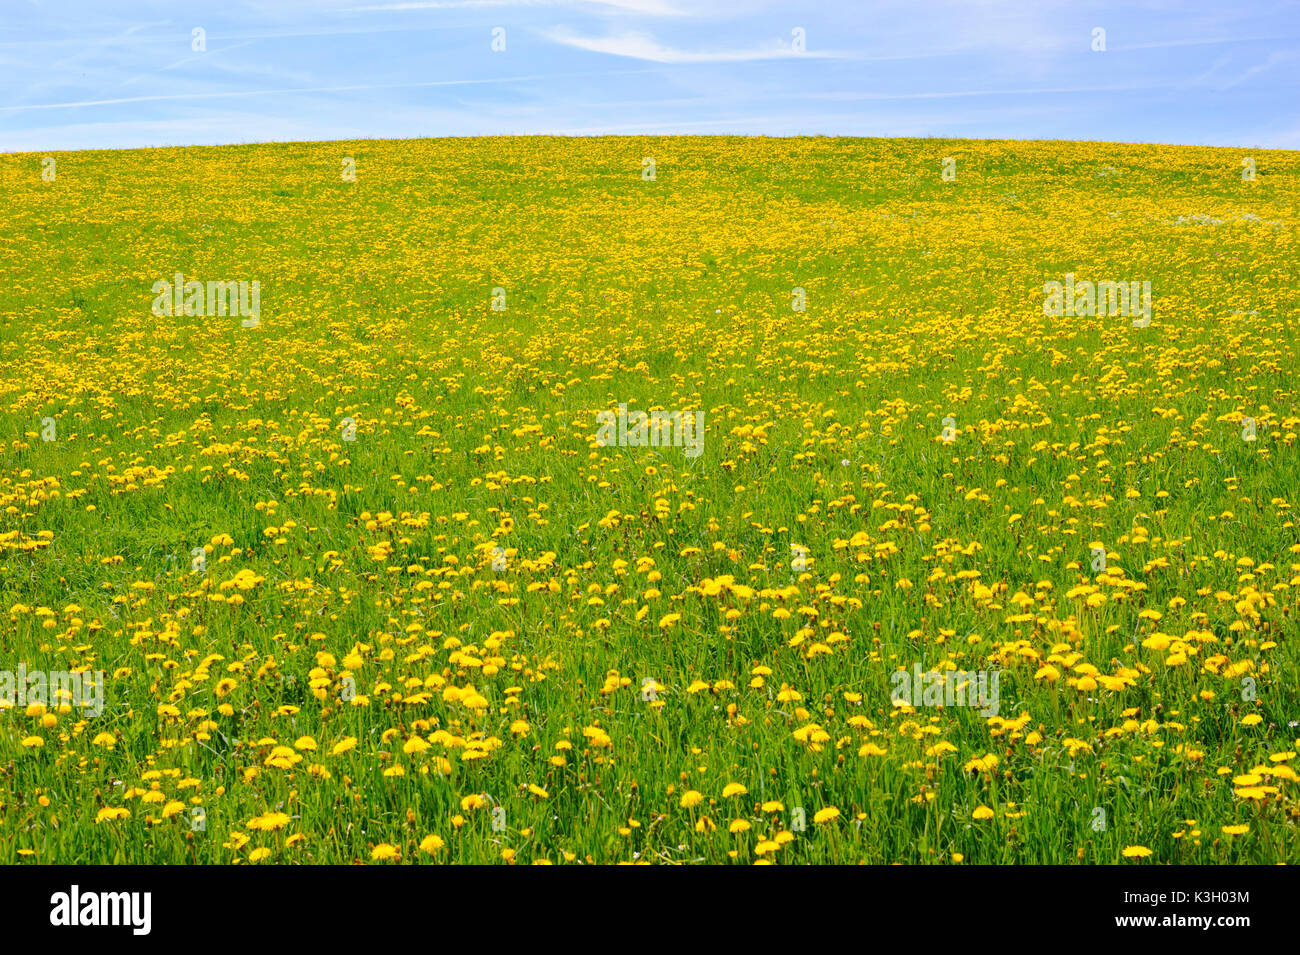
[[4, 132, 1293, 159]]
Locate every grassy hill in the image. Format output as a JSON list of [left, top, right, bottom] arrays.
[[1, 136, 1298, 863]]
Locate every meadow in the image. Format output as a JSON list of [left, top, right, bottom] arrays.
[[0, 136, 1297, 864]]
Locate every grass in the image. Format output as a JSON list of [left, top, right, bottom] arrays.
[[0, 135, 1298, 864]]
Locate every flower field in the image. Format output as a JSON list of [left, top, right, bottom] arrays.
[[1, 136, 1298, 864]]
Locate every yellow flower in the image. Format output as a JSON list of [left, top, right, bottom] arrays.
[[963, 753, 999, 773], [679, 790, 705, 809], [330, 736, 357, 756], [248, 811, 291, 831], [1221, 824, 1249, 835], [972, 805, 995, 820], [419, 834, 445, 853], [371, 843, 399, 861], [1122, 845, 1153, 858]]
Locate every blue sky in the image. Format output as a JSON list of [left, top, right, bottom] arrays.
[[2, 0, 1298, 152]]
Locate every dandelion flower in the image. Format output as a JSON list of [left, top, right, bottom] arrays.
[[419, 834, 445, 853]]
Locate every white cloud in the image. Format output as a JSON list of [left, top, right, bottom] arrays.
[[0, 67, 662, 114], [541, 27, 841, 62], [346, 0, 687, 14]]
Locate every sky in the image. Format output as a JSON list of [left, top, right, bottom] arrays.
[[2, 0, 1298, 153]]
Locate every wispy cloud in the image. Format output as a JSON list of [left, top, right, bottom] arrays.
[[1113, 34, 1300, 51], [117, 38, 263, 89], [541, 27, 840, 62], [0, 68, 663, 113], [347, 0, 687, 14], [1216, 50, 1299, 90]]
